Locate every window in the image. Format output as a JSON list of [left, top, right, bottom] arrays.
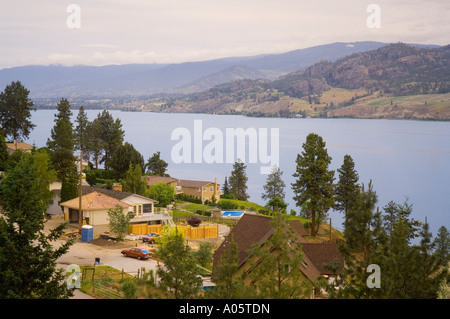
[[210, 186, 213, 191]]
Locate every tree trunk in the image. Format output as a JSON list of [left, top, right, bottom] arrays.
[[311, 209, 316, 236]]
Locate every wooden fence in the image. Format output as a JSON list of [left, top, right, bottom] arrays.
[[129, 223, 218, 239], [129, 223, 162, 235]]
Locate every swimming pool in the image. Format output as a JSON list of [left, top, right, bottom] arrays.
[[221, 211, 245, 217]]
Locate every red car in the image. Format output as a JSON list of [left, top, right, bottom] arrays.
[[142, 232, 160, 244], [121, 247, 152, 260]]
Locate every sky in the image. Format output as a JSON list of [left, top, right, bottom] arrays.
[[0, 0, 449, 69]]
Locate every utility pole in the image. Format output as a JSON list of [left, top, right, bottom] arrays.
[[78, 150, 83, 234], [329, 217, 332, 242]]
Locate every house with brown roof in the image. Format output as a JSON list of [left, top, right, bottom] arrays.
[[144, 176, 182, 194], [177, 178, 221, 203], [212, 214, 343, 298], [60, 191, 132, 227], [59, 186, 173, 235], [6, 142, 34, 155]]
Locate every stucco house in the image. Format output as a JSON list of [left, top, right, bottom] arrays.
[[177, 178, 221, 203], [144, 176, 182, 194], [59, 186, 173, 235]]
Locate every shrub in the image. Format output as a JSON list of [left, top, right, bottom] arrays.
[[187, 216, 202, 227], [121, 280, 138, 299]]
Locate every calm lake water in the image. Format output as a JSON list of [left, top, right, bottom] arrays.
[[26, 110, 450, 236]]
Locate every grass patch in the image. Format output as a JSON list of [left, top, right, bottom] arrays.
[[77, 265, 166, 299]]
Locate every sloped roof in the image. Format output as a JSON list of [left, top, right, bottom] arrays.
[[6, 142, 34, 150], [301, 243, 344, 275], [145, 176, 178, 186], [177, 179, 215, 188], [81, 186, 157, 203], [213, 214, 343, 282], [60, 191, 132, 210]]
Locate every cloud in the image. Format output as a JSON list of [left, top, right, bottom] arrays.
[[0, 0, 449, 68]]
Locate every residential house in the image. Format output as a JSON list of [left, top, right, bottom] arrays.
[[212, 214, 343, 298], [144, 176, 181, 194], [6, 142, 34, 155], [177, 178, 221, 203], [59, 186, 173, 236]]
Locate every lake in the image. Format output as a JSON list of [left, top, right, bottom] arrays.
[[26, 109, 450, 236]]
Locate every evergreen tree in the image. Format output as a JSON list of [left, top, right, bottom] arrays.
[[433, 226, 450, 266], [210, 237, 246, 299], [33, 149, 57, 206], [246, 212, 311, 298], [229, 159, 249, 201], [85, 118, 104, 169], [335, 154, 360, 223], [261, 165, 286, 203], [96, 110, 124, 170], [121, 163, 147, 196], [329, 181, 383, 298], [222, 176, 230, 196], [74, 106, 90, 157], [110, 142, 144, 180], [156, 227, 202, 299], [46, 98, 78, 202], [0, 81, 35, 146], [193, 242, 213, 268], [145, 151, 169, 176], [292, 133, 335, 236], [0, 133, 9, 171], [0, 153, 74, 298]]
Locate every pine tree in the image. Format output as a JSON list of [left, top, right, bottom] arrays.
[[0, 133, 9, 171], [156, 227, 202, 298], [229, 159, 249, 201], [433, 226, 450, 266], [222, 177, 230, 196], [47, 98, 78, 202], [292, 133, 335, 236], [261, 165, 286, 204], [121, 163, 147, 196], [335, 154, 360, 223], [329, 181, 383, 299], [0, 153, 74, 298], [85, 118, 104, 169], [0, 81, 35, 146], [74, 105, 90, 157], [246, 212, 312, 298], [96, 110, 124, 169], [110, 142, 144, 180], [145, 151, 169, 176], [210, 237, 245, 299]]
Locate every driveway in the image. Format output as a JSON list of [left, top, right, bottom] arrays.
[[57, 239, 160, 274]]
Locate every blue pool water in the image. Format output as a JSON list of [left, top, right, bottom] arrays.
[[222, 211, 245, 217]]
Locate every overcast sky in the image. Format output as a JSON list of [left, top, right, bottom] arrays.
[[0, 0, 449, 69]]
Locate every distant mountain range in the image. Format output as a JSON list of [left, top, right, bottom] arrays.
[[154, 43, 450, 120], [0, 41, 438, 98]]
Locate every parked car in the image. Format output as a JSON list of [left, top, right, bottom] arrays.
[[142, 232, 160, 244], [121, 247, 152, 260]]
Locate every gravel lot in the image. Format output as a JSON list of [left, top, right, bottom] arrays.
[[45, 215, 228, 298]]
